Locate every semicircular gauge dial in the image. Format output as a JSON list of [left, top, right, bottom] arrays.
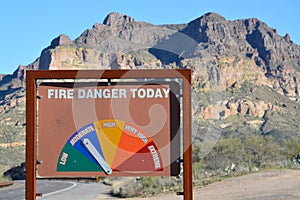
[[56, 120, 163, 174]]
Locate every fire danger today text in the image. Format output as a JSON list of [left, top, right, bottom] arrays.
[[47, 87, 170, 99]]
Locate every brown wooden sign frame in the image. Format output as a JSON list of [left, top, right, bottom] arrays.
[[26, 69, 192, 200]]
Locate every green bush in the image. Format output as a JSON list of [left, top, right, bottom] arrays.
[[109, 176, 182, 198], [283, 136, 300, 165], [203, 136, 243, 171], [194, 133, 285, 174], [243, 134, 282, 170]]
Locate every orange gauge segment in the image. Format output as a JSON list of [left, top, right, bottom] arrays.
[[111, 122, 153, 169]]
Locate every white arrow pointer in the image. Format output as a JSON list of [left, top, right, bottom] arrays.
[[82, 138, 112, 175]]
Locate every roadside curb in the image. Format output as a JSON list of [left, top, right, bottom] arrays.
[[0, 182, 14, 188]]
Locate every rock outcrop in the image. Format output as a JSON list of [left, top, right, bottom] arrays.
[[3, 162, 26, 180], [103, 12, 135, 27]]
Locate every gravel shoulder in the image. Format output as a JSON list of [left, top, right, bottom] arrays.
[[96, 169, 300, 200]]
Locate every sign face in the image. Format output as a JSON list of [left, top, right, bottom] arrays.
[[37, 82, 180, 177]]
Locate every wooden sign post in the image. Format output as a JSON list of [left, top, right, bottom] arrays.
[[26, 69, 192, 200]]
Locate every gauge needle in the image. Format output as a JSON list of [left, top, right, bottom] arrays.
[[82, 138, 112, 175]]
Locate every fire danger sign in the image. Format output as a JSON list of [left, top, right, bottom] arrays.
[[37, 82, 180, 177]]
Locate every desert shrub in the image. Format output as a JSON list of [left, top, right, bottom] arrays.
[[192, 160, 204, 179], [0, 146, 25, 174], [203, 136, 243, 171], [283, 136, 300, 165], [140, 176, 181, 195], [243, 134, 283, 170], [198, 134, 284, 173], [110, 177, 143, 198], [0, 174, 11, 183], [192, 139, 203, 163], [109, 176, 182, 198]]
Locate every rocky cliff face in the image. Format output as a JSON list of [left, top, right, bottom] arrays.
[[1, 12, 300, 173], [38, 12, 300, 100], [39, 12, 174, 70]]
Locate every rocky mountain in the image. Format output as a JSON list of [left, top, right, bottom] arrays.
[[1, 12, 300, 174]]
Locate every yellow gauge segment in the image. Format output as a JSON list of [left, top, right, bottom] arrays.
[[94, 120, 124, 166]]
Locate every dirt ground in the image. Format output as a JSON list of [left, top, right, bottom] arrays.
[[97, 169, 300, 200]]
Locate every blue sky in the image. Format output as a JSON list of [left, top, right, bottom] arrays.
[[1, 0, 299, 74]]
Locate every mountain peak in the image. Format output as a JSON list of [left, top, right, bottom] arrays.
[[199, 12, 226, 23], [50, 34, 73, 48], [103, 12, 135, 27]]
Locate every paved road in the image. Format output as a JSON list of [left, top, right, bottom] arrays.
[[0, 181, 26, 200], [0, 180, 112, 200]]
